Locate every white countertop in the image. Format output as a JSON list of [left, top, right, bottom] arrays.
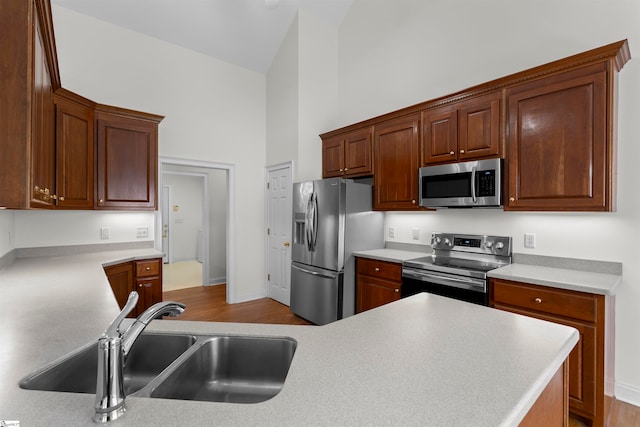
[[355, 248, 621, 296], [488, 264, 621, 296], [0, 250, 578, 426], [353, 248, 428, 263]]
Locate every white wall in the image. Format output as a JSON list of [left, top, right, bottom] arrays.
[[0, 210, 15, 257], [267, 11, 338, 182], [338, 0, 640, 404], [14, 211, 154, 247], [49, 6, 266, 301]]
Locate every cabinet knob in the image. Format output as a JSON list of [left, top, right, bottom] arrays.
[[412, 199, 416, 204], [59, 196, 65, 201], [374, 267, 380, 272], [283, 242, 290, 247], [99, 198, 104, 204], [339, 169, 344, 172], [145, 266, 151, 271], [509, 197, 515, 202], [460, 149, 465, 154], [344, 168, 349, 171], [395, 288, 400, 293], [449, 151, 455, 155], [534, 297, 542, 304]]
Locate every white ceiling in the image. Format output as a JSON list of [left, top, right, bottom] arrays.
[[50, 0, 353, 74]]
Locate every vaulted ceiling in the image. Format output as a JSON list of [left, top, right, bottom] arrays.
[[50, 0, 354, 74]]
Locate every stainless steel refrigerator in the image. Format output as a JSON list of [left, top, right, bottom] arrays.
[[290, 178, 384, 325]]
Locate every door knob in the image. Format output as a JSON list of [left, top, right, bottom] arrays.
[[284, 242, 290, 247]]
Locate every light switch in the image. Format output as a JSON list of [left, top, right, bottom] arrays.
[[136, 227, 148, 238], [412, 228, 420, 240]]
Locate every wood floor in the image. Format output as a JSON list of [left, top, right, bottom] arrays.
[[163, 285, 640, 426], [163, 284, 311, 325]]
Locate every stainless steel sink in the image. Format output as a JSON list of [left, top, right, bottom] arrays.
[[19, 333, 196, 394], [149, 335, 297, 403]]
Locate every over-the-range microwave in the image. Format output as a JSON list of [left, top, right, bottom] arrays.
[[418, 158, 503, 208]]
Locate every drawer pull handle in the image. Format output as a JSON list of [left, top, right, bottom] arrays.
[[146, 267, 151, 271], [395, 289, 399, 293], [375, 267, 380, 272], [534, 297, 542, 304]]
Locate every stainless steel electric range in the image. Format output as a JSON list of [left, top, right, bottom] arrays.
[[402, 233, 512, 306]]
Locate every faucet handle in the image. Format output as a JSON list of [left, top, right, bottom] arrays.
[[104, 291, 139, 338]]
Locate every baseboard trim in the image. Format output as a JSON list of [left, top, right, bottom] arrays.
[[206, 276, 226, 286], [616, 381, 640, 406]]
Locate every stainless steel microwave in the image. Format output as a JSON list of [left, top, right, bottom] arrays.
[[418, 158, 503, 208]]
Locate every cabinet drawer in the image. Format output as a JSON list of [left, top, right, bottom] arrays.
[[492, 279, 597, 323], [135, 259, 161, 278], [356, 258, 402, 282]]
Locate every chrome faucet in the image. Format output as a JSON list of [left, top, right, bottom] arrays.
[[93, 291, 186, 423]]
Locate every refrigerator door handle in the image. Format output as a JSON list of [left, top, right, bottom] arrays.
[[305, 195, 313, 252], [291, 264, 337, 280], [311, 192, 319, 251]]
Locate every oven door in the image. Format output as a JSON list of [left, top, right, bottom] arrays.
[[401, 267, 488, 305]]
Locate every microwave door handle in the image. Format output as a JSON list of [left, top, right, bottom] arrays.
[[471, 166, 477, 203]]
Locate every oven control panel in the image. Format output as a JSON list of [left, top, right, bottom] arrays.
[[431, 233, 512, 256]]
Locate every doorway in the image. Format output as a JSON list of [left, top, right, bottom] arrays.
[[157, 157, 236, 304]]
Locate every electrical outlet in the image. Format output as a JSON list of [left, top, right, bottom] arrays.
[[524, 233, 536, 248], [412, 228, 420, 240], [100, 227, 110, 240], [136, 227, 148, 238], [388, 227, 396, 239]]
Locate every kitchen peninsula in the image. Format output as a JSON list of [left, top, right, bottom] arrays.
[[0, 250, 577, 426]]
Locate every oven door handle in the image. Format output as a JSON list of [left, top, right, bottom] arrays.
[[402, 269, 486, 292]]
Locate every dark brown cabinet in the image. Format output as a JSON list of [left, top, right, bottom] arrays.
[[104, 258, 163, 318], [505, 64, 612, 211], [373, 114, 421, 210], [95, 109, 162, 210], [490, 278, 614, 427], [53, 90, 95, 209], [322, 126, 373, 178], [356, 257, 402, 313], [0, 0, 60, 209], [134, 259, 163, 315], [422, 91, 501, 165]]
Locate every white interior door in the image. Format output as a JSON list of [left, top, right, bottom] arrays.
[[266, 164, 293, 305]]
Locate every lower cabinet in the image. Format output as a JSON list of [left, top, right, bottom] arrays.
[[490, 278, 614, 427], [356, 257, 402, 313], [104, 257, 163, 318]]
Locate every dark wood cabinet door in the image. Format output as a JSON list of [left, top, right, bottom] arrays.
[[374, 114, 420, 210], [135, 277, 162, 316], [458, 92, 501, 161], [54, 94, 94, 209], [322, 127, 373, 178], [96, 112, 158, 210], [343, 127, 373, 177], [30, 7, 56, 208], [322, 137, 345, 178], [104, 262, 134, 315], [356, 275, 401, 313], [506, 64, 609, 211], [422, 106, 458, 165]]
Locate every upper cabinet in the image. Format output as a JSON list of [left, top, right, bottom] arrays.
[[422, 91, 501, 165], [95, 108, 162, 210], [54, 89, 95, 209], [0, 0, 60, 208], [0, 0, 163, 210], [322, 126, 373, 178], [505, 64, 610, 211], [373, 114, 421, 210], [319, 40, 630, 212]]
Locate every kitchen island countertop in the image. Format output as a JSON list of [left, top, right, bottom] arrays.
[[0, 250, 577, 426]]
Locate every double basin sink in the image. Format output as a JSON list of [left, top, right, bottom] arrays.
[[20, 332, 297, 404]]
